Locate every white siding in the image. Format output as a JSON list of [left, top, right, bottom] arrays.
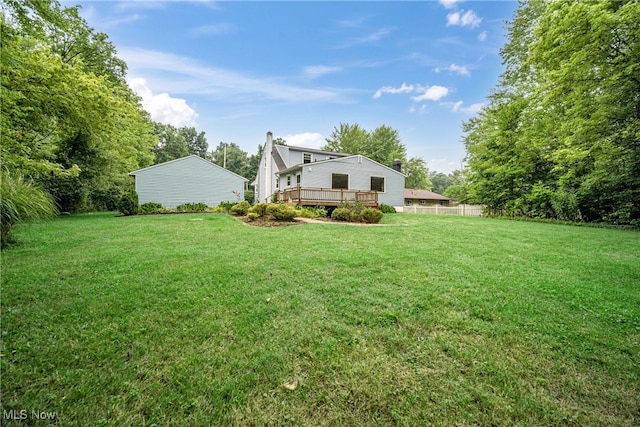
[[131, 156, 247, 208], [299, 156, 405, 206]]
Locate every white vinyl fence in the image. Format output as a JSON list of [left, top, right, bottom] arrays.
[[401, 204, 484, 217]]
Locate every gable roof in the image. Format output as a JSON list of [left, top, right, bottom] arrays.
[[285, 144, 349, 157], [404, 189, 451, 200], [276, 154, 407, 177], [272, 145, 287, 170], [129, 155, 248, 181]]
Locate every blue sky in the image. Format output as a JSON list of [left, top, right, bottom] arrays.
[[69, 0, 517, 173]]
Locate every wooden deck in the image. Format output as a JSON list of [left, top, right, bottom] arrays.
[[277, 187, 378, 207]]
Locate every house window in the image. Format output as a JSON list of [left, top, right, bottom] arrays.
[[370, 176, 384, 192], [303, 153, 312, 164], [419, 199, 426, 205], [296, 174, 301, 185], [287, 175, 291, 186], [332, 173, 348, 189], [440, 200, 448, 206], [406, 199, 413, 206]]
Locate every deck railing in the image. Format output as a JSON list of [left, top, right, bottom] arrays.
[[277, 187, 378, 206]]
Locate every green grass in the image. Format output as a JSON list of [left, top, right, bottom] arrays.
[[2, 212, 639, 426]]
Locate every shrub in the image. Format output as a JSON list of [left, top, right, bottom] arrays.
[[295, 206, 327, 218], [336, 201, 365, 222], [230, 200, 250, 216], [1, 169, 57, 247], [380, 204, 396, 214], [331, 208, 351, 222], [176, 202, 208, 213], [118, 189, 139, 216], [218, 201, 235, 212], [139, 202, 164, 214], [362, 208, 383, 224], [266, 203, 297, 221], [249, 203, 268, 217], [246, 212, 260, 222]]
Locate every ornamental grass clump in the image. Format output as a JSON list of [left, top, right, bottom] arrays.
[[1, 169, 57, 247]]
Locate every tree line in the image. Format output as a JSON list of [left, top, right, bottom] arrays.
[[462, 0, 639, 225]]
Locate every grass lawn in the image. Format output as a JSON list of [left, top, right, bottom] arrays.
[[1, 212, 639, 425]]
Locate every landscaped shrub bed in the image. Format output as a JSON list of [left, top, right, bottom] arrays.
[[330, 201, 384, 224]]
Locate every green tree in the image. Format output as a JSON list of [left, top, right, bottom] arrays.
[[403, 157, 432, 190], [179, 127, 208, 158], [429, 172, 452, 194], [209, 142, 250, 178], [2, 1, 156, 213], [462, 0, 638, 223], [323, 123, 368, 154], [362, 125, 407, 166], [153, 123, 189, 164]]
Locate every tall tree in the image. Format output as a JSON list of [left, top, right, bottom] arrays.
[[178, 127, 208, 158], [2, 0, 157, 212], [153, 123, 188, 164], [462, 0, 639, 224], [208, 142, 250, 178], [323, 123, 368, 154], [363, 125, 407, 166], [403, 157, 432, 190]]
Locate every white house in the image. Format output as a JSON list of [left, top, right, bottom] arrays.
[[130, 155, 248, 208], [254, 131, 405, 208]]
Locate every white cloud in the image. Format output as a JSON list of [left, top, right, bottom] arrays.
[[129, 78, 198, 127], [435, 64, 470, 76], [339, 28, 393, 48], [438, 0, 462, 9], [337, 17, 367, 28], [115, 1, 166, 11], [356, 28, 392, 44], [78, 6, 143, 29], [304, 65, 342, 79], [411, 85, 449, 102], [119, 48, 345, 103], [409, 104, 428, 115], [447, 100, 484, 114], [478, 31, 487, 42], [281, 132, 326, 149], [446, 10, 482, 28], [373, 83, 415, 99]]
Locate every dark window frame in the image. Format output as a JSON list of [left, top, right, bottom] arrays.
[[331, 173, 349, 189]]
